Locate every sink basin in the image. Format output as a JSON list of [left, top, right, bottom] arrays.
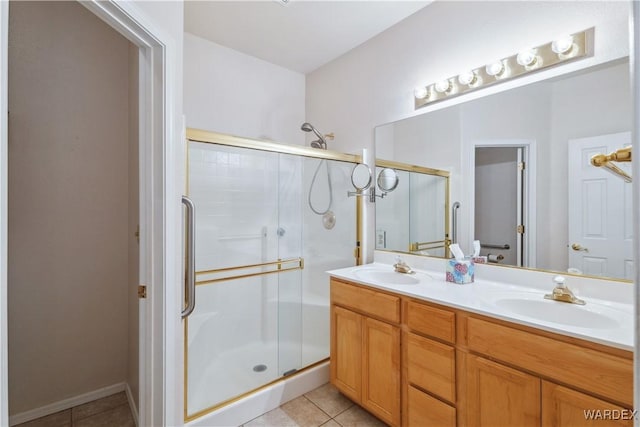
[[493, 296, 624, 329], [353, 268, 423, 285]]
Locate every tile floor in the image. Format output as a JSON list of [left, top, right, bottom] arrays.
[[15, 391, 135, 427], [15, 384, 381, 427], [243, 383, 387, 427]]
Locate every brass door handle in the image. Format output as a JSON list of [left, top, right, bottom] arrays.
[[571, 243, 589, 252]]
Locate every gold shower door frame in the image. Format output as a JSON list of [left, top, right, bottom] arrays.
[[183, 128, 362, 422]]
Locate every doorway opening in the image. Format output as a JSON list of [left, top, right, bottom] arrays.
[[7, 2, 139, 425], [474, 147, 524, 266], [469, 140, 535, 268]]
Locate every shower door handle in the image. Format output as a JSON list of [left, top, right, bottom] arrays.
[[182, 196, 196, 318]]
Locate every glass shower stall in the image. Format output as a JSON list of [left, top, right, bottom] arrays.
[[183, 130, 360, 421]]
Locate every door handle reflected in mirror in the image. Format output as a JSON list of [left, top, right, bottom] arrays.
[[571, 243, 589, 252]]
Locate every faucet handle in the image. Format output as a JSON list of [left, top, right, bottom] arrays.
[[394, 257, 414, 274], [553, 275, 566, 288]]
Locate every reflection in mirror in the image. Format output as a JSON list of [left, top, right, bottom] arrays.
[[350, 163, 373, 191], [377, 168, 400, 193], [375, 59, 632, 281], [375, 162, 449, 258]]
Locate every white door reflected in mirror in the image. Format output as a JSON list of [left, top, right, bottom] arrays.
[[568, 132, 633, 280]]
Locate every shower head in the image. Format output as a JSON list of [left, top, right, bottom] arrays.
[[300, 122, 327, 149]]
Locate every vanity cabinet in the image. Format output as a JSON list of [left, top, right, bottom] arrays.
[[460, 312, 633, 427], [329, 277, 633, 427], [330, 279, 401, 426]]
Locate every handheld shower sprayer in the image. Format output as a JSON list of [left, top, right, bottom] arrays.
[[301, 122, 328, 149], [300, 122, 336, 229]]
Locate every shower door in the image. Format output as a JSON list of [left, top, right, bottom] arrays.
[[184, 141, 304, 419], [183, 132, 360, 422]]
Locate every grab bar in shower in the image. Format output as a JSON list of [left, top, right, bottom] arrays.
[[451, 202, 461, 244], [409, 239, 448, 252], [481, 243, 510, 250], [196, 257, 304, 286], [182, 196, 196, 319]]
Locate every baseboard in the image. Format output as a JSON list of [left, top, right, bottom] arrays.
[[9, 382, 126, 426], [125, 383, 139, 426]]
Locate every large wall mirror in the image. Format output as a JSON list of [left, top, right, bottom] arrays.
[[375, 58, 631, 281]]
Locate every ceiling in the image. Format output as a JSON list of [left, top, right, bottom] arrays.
[[184, 1, 431, 74]]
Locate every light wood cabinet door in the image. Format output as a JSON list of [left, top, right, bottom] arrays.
[[542, 381, 633, 427], [466, 354, 540, 427], [362, 316, 401, 426], [330, 305, 362, 402]]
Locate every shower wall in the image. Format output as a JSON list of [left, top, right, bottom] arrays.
[[186, 141, 357, 418], [301, 158, 356, 366]]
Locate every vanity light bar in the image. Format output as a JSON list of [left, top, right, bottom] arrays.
[[414, 28, 594, 109]]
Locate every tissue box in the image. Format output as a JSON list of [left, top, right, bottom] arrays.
[[446, 258, 475, 284]]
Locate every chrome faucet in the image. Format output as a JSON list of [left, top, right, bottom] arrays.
[[394, 257, 415, 274], [544, 276, 585, 305]]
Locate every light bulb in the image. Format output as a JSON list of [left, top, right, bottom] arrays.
[[414, 86, 429, 100], [485, 60, 505, 77], [457, 71, 477, 86], [551, 35, 574, 55], [516, 49, 537, 67], [434, 79, 452, 93]]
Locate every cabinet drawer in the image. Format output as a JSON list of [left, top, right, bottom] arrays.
[[406, 333, 455, 403], [331, 279, 400, 323], [407, 385, 455, 427], [466, 317, 632, 407], [406, 300, 455, 343]]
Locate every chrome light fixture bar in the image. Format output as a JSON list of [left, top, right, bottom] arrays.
[[414, 28, 594, 109]]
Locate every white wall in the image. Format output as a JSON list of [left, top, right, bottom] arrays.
[[307, 1, 629, 262], [307, 1, 628, 154], [8, 1, 132, 414], [184, 32, 305, 145]]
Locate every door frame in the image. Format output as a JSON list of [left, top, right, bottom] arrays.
[[0, 2, 181, 426], [631, 4, 640, 416], [464, 139, 537, 268]]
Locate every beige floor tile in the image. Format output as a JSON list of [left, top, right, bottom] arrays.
[[73, 404, 135, 427], [320, 420, 342, 427], [333, 405, 388, 427], [280, 396, 332, 426], [244, 407, 300, 427], [14, 410, 71, 427], [71, 392, 128, 422], [304, 383, 353, 417]]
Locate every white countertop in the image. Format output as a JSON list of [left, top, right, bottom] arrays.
[[327, 261, 634, 351]]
